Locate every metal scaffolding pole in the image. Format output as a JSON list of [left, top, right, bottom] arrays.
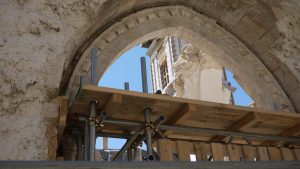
[[104, 119, 142, 127], [124, 82, 133, 161], [140, 57, 148, 93], [156, 130, 166, 139], [124, 82, 130, 91], [112, 127, 144, 161], [144, 108, 154, 161], [79, 117, 89, 161], [77, 133, 83, 160], [143, 140, 160, 161], [97, 111, 107, 126], [89, 48, 98, 161], [127, 149, 133, 161], [89, 102, 97, 161], [130, 116, 165, 151], [102, 118, 300, 143], [91, 48, 97, 86], [97, 132, 131, 139], [158, 125, 300, 143]]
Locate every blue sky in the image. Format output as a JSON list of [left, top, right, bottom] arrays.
[[96, 45, 253, 149]]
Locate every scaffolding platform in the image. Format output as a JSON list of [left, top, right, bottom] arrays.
[[68, 85, 300, 146]]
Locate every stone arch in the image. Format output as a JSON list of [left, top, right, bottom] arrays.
[[65, 6, 294, 112]]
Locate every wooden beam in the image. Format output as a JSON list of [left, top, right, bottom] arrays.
[[211, 143, 224, 161], [257, 147, 269, 161], [194, 142, 211, 161], [210, 112, 257, 142], [164, 104, 197, 136], [166, 103, 197, 125], [242, 145, 257, 161], [260, 123, 300, 146], [294, 149, 300, 160], [281, 148, 295, 161], [267, 147, 282, 160], [176, 140, 193, 161], [158, 139, 173, 161], [69, 85, 300, 145], [227, 144, 243, 161], [103, 93, 123, 112], [57, 96, 68, 144]]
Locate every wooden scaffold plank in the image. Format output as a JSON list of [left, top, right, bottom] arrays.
[[194, 142, 211, 161], [257, 147, 270, 161], [157, 139, 173, 161], [211, 143, 224, 161], [210, 112, 257, 142]]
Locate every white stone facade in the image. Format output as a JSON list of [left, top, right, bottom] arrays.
[[148, 37, 235, 104]]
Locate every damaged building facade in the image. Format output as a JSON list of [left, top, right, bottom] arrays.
[[145, 37, 235, 104]]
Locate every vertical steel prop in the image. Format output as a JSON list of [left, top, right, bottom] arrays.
[[77, 133, 83, 160], [91, 48, 97, 85], [140, 57, 148, 93], [89, 48, 98, 161], [127, 149, 133, 161], [89, 102, 97, 161], [124, 82, 134, 161], [79, 117, 89, 161], [140, 57, 154, 160], [124, 82, 130, 91], [144, 108, 154, 161]]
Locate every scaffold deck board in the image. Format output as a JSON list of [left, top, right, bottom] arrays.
[[70, 85, 300, 144]]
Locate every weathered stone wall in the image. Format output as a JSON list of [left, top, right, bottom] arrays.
[[66, 5, 294, 112], [0, 0, 104, 160], [0, 0, 299, 160]]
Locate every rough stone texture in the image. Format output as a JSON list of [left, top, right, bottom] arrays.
[[0, 0, 104, 160], [0, 0, 300, 160], [66, 5, 294, 112]]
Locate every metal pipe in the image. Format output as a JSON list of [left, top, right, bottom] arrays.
[[89, 101, 97, 161], [77, 134, 83, 160], [112, 127, 144, 161], [97, 132, 131, 139], [124, 82, 129, 91], [79, 117, 89, 161], [144, 108, 153, 160], [140, 57, 148, 93], [89, 48, 98, 161], [80, 76, 84, 86], [143, 140, 160, 161], [102, 118, 300, 143], [127, 149, 133, 161], [104, 118, 143, 127], [91, 48, 97, 85], [243, 137, 252, 145], [97, 111, 108, 152], [227, 136, 234, 144], [158, 125, 300, 143], [97, 111, 107, 126], [156, 130, 166, 139], [130, 116, 165, 149], [153, 116, 165, 127]]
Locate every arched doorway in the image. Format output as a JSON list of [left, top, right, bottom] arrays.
[[64, 6, 294, 112]]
